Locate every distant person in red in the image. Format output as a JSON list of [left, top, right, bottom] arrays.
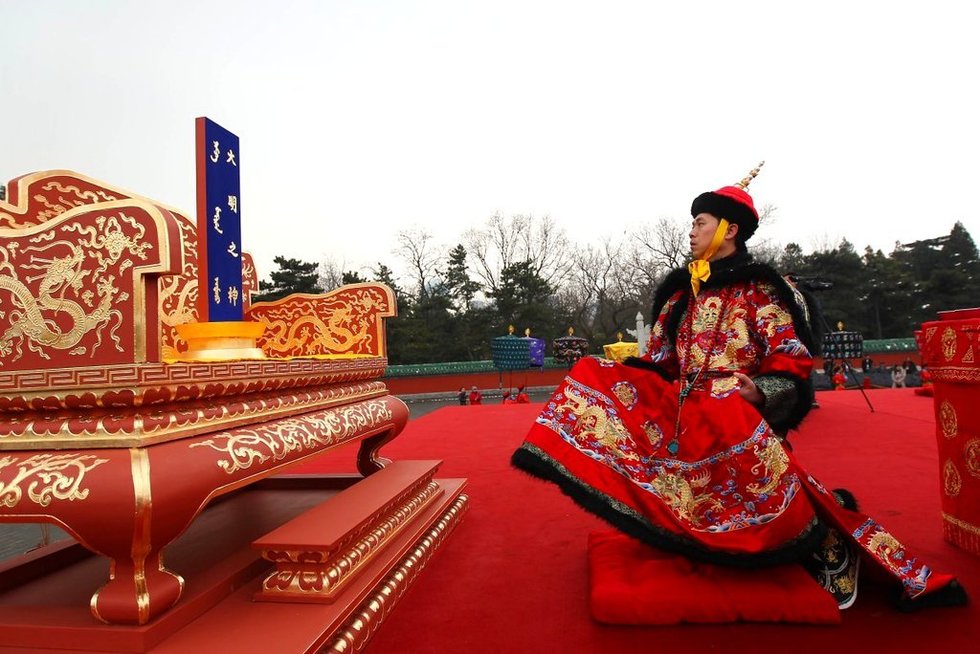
[[515, 386, 530, 403], [833, 366, 846, 391], [468, 386, 483, 405], [501, 390, 516, 404], [915, 365, 934, 397]]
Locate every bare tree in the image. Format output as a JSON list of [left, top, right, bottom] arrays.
[[757, 203, 777, 227], [556, 236, 647, 343], [319, 256, 377, 290], [464, 212, 574, 294], [319, 256, 350, 291], [748, 237, 783, 267], [395, 227, 443, 300], [632, 216, 689, 271]]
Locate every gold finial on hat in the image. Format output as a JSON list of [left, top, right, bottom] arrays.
[[508, 324, 515, 335], [735, 161, 765, 190], [568, 327, 575, 336], [524, 327, 531, 337]]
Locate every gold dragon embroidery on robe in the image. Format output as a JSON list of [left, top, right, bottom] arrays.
[[651, 468, 723, 526], [556, 385, 638, 462]]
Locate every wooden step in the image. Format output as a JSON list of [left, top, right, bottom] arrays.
[[252, 460, 446, 603]]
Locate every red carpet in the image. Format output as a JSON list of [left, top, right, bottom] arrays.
[[293, 389, 978, 653]]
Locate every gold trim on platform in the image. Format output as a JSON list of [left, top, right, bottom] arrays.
[[130, 447, 153, 625], [0, 381, 389, 450], [326, 494, 469, 653], [0, 357, 386, 404], [943, 512, 980, 537], [260, 481, 442, 599], [0, 452, 108, 508], [190, 400, 394, 474]]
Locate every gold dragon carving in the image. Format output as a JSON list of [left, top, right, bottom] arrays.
[[1, 171, 202, 358], [157, 211, 199, 357], [0, 211, 152, 363], [249, 285, 395, 358]]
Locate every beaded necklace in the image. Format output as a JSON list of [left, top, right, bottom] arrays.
[[667, 287, 731, 456]]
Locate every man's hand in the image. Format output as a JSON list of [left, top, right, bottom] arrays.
[[734, 372, 764, 409]]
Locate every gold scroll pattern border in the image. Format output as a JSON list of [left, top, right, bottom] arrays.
[[326, 495, 469, 654], [0, 381, 389, 450], [190, 399, 394, 475], [931, 367, 980, 384], [260, 480, 441, 598], [0, 174, 124, 229], [0, 452, 109, 509], [943, 512, 980, 536], [0, 357, 386, 404]]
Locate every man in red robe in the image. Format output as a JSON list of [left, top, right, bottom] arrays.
[[512, 166, 966, 612]]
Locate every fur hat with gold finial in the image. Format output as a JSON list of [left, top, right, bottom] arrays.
[[690, 161, 765, 241]]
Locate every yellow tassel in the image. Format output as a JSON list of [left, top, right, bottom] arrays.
[[688, 219, 730, 295]]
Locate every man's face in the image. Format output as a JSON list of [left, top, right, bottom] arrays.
[[690, 212, 721, 260]]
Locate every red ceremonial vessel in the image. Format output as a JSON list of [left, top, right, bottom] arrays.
[[920, 307, 980, 557]]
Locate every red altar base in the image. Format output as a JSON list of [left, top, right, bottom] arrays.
[[0, 170, 468, 651], [0, 471, 466, 653], [0, 359, 470, 652], [920, 307, 980, 556]]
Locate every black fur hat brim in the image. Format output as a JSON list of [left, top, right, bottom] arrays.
[[691, 191, 759, 240]]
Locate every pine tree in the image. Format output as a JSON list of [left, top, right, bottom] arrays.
[[442, 244, 481, 313], [491, 260, 559, 338], [253, 256, 322, 302], [922, 221, 980, 316], [342, 270, 366, 284], [861, 247, 910, 338]]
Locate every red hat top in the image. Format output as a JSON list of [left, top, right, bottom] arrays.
[[691, 162, 764, 241]]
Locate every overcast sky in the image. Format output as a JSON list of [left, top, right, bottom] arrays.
[[3, 1, 978, 281]]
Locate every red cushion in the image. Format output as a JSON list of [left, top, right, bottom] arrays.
[[588, 530, 841, 625]]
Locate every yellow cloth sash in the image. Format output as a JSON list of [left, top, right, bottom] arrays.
[[687, 218, 730, 295]]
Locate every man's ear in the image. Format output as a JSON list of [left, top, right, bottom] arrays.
[[725, 221, 740, 242]]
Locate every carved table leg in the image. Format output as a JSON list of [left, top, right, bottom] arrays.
[[88, 448, 185, 624], [357, 396, 409, 476], [91, 549, 184, 625]]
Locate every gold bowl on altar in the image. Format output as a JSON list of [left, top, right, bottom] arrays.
[[175, 320, 267, 361]]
